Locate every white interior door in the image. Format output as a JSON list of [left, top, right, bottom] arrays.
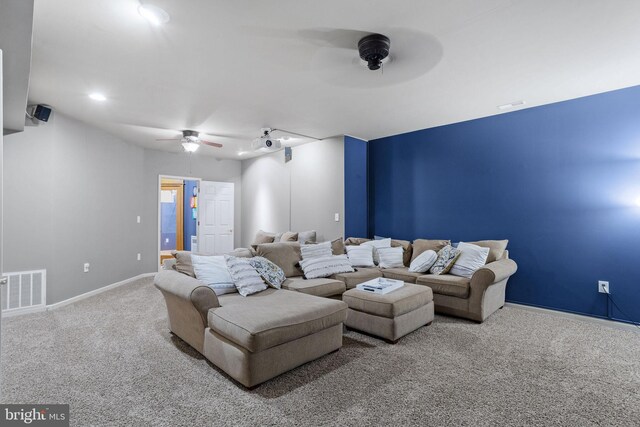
[[198, 181, 234, 255]]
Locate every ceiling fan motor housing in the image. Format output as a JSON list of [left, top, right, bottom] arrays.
[[358, 34, 390, 70]]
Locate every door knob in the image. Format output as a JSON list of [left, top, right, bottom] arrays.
[[0, 277, 7, 286]]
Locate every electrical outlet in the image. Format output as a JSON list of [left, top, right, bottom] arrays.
[[83, 263, 90, 273], [598, 280, 610, 294], [137, 253, 141, 261]]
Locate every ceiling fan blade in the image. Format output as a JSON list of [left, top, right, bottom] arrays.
[[201, 140, 223, 148], [155, 138, 181, 141]]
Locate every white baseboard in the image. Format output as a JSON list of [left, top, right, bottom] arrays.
[[46, 272, 156, 311], [505, 302, 639, 332]]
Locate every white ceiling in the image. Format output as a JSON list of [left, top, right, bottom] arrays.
[[26, 0, 640, 158]]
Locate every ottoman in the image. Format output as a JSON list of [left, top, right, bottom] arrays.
[[342, 283, 434, 343]]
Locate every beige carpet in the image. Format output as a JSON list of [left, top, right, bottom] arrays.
[[2, 277, 639, 426]]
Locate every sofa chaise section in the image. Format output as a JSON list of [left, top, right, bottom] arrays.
[[155, 270, 347, 388], [204, 289, 346, 387]]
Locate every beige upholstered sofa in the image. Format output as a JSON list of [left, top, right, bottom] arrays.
[[335, 237, 518, 323], [154, 265, 347, 388]]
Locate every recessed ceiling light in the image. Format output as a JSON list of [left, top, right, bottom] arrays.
[[497, 100, 526, 111], [138, 4, 170, 25], [89, 93, 107, 102]]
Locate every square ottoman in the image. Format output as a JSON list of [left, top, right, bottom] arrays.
[[342, 283, 434, 343]]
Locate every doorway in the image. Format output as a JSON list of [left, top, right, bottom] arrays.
[[158, 176, 235, 267], [159, 176, 200, 266]]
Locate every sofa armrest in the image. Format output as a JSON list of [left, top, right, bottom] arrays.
[[154, 270, 219, 326], [470, 258, 518, 289]]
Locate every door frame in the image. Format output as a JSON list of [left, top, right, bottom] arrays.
[[157, 175, 202, 270]]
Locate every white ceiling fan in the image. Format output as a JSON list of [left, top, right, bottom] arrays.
[[155, 130, 223, 152]]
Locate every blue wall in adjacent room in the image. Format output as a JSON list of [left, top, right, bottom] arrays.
[[366, 86, 640, 324], [344, 135, 369, 238], [183, 180, 198, 251]]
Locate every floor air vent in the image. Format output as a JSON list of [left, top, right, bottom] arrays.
[[1, 270, 46, 315]]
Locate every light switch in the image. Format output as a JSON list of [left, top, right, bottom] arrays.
[[137, 216, 141, 223], [334, 213, 340, 222]]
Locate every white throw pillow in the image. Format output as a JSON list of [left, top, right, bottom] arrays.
[[409, 249, 438, 273], [191, 254, 237, 295], [224, 255, 268, 297], [449, 242, 490, 278], [377, 247, 404, 269], [299, 255, 354, 279], [301, 241, 332, 259], [346, 245, 375, 267], [361, 238, 391, 264]]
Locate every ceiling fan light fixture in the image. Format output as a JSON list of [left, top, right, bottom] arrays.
[[358, 34, 391, 71], [181, 141, 199, 152], [138, 4, 170, 25]]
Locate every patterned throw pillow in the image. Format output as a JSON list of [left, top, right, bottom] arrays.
[[409, 250, 438, 273], [377, 247, 404, 269], [300, 241, 333, 259], [429, 245, 462, 275], [299, 255, 354, 279], [224, 255, 267, 297], [249, 256, 286, 289], [346, 245, 375, 267]]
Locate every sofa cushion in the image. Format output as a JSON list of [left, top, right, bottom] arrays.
[[416, 274, 470, 298], [299, 255, 354, 279], [225, 247, 254, 258], [280, 231, 299, 242], [209, 289, 347, 352], [282, 277, 346, 297], [331, 237, 346, 255], [171, 250, 196, 277], [411, 239, 451, 263], [380, 267, 423, 284], [344, 237, 371, 246], [467, 240, 509, 263], [256, 242, 303, 278], [253, 230, 276, 245], [331, 267, 383, 289], [298, 230, 317, 244], [343, 284, 433, 318]]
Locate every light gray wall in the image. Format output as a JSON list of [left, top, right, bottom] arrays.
[[241, 136, 344, 247], [4, 113, 145, 303], [141, 149, 242, 273], [4, 112, 242, 304]]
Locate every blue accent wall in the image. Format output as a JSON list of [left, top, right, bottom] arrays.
[[344, 135, 369, 238], [366, 86, 640, 324], [183, 180, 198, 251]]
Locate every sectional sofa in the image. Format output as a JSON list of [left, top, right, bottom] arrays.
[[154, 236, 517, 387]]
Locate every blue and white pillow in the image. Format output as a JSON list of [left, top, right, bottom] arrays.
[[224, 255, 267, 297], [249, 256, 286, 289], [299, 255, 354, 279], [191, 254, 236, 295]]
